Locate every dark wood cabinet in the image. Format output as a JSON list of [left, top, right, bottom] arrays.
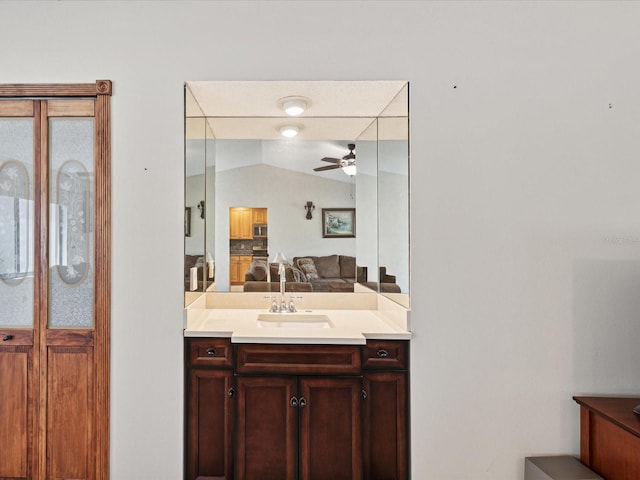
[[235, 376, 362, 480], [574, 396, 640, 480], [299, 377, 363, 480], [185, 338, 409, 480], [361, 340, 410, 479], [235, 376, 298, 480], [186, 339, 235, 480], [362, 372, 408, 480]]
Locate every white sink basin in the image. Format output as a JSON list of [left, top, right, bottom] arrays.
[[256, 313, 333, 329]]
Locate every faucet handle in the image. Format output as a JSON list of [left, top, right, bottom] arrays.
[[264, 295, 278, 312], [287, 295, 302, 313]]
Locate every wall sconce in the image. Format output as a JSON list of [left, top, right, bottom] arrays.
[[197, 200, 205, 219], [304, 201, 315, 220]]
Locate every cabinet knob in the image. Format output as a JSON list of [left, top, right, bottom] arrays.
[[2, 334, 13, 342], [290, 396, 298, 407], [376, 349, 389, 358], [228, 388, 235, 398], [299, 397, 307, 408], [362, 389, 368, 400], [206, 347, 217, 356]]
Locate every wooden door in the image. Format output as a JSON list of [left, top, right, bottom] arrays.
[[298, 377, 362, 480], [0, 82, 111, 480], [236, 376, 298, 480], [0, 99, 38, 480]]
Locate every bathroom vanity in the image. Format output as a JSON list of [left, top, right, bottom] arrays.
[[184, 293, 411, 480], [183, 80, 411, 479]]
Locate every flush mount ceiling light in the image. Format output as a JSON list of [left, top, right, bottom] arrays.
[[279, 125, 300, 138], [279, 96, 309, 116]]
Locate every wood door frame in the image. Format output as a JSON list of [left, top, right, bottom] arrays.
[[0, 81, 111, 480]]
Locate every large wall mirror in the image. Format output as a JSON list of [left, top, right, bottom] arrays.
[[184, 81, 409, 307]]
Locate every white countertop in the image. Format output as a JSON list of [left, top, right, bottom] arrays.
[[184, 307, 411, 345]]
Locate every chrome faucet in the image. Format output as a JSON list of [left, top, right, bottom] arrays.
[[278, 262, 286, 311], [266, 292, 301, 314]]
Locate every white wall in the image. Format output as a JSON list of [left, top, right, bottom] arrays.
[[3, 2, 640, 479]]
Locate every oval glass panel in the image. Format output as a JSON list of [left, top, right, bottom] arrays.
[[55, 160, 90, 285], [0, 160, 31, 285]]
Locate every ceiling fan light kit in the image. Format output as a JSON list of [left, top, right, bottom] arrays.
[[279, 96, 309, 116], [313, 143, 357, 176], [342, 164, 357, 176]]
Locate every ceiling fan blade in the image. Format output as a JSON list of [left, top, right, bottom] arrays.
[[320, 157, 342, 164], [314, 164, 342, 172]]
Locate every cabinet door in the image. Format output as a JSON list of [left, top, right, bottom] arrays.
[[236, 376, 298, 480], [186, 369, 234, 480], [230, 208, 252, 239], [362, 372, 408, 480], [229, 256, 243, 285], [299, 377, 362, 480], [239, 256, 253, 281], [239, 209, 253, 239], [229, 209, 240, 239], [252, 208, 267, 224]]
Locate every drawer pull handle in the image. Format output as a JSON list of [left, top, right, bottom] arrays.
[[290, 396, 298, 407], [206, 347, 217, 356], [376, 349, 389, 358], [299, 397, 307, 408], [228, 388, 235, 398], [2, 334, 14, 341]]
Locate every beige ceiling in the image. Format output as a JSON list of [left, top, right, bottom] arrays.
[[185, 80, 408, 140]]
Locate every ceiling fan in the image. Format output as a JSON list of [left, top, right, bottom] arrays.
[[313, 143, 356, 175]]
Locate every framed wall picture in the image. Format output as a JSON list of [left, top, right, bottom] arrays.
[[322, 208, 356, 238]]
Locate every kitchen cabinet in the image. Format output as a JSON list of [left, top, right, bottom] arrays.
[[229, 208, 253, 239], [230, 255, 253, 285], [185, 338, 409, 480], [251, 208, 268, 224]]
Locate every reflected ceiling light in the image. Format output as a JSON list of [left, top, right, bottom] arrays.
[[279, 125, 299, 138], [342, 164, 357, 176], [279, 96, 309, 116]]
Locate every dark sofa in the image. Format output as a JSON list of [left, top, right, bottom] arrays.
[[244, 254, 367, 292]]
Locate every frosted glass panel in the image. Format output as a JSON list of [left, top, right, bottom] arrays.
[[0, 119, 34, 328], [49, 118, 94, 328]]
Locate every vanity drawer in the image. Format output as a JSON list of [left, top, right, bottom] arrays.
[[187, 338, 233, 368], [236, 344, 361, 375], [363, 340, 408, 370]]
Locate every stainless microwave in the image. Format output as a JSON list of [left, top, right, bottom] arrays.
[[253, 224, 267, 238]]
